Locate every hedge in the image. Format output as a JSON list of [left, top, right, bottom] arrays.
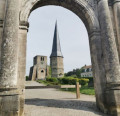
[[46, 77, 89, 85], [46, 77, 58, 83], [60, 77, 78, 85], [79, 78, 89, 86]]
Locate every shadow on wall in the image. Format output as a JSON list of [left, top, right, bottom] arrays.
[[25, 98, 108, 116]]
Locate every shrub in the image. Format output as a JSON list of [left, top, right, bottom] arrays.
[[58, 78, 63, 84], [68, 77, 78, 85], [86, 77, 93, 82], [60, 77, 78, 85], [71, 75, 77, 78], [61, 77, 69, 84], [79, 78, 89, 86], [46, 77, 80, 85], [46, 77, 58, 83]]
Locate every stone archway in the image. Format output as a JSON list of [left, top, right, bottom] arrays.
[[0, 0, 120, 116]]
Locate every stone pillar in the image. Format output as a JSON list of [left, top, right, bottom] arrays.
[[113, 0, 120, 60], [89, 29, 107, 113], [18, 22, 28, 116], [0, 21, 3, 66], [0, 0, 6, 68], [98, 0, 120, 115], [0, 0, 20, 115], [0, 0, 19, 87], [18, 22, 28, 89]]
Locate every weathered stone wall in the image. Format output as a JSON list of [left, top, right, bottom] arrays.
[[89, 29, 107, 113], [0, 0, 20, 116], [29, 66, 37, 81], [0, 0, 5, 69], [18, 29, 27, 89], [29, 56, 48, 80], [18, 28, 27, 116], [57, 57, 64, 77], [113, 0, 120, 62], [98, 0, 120, 115], [50, 57, 64, 77], [50, 57, 57, 77], [0, 0, 120, 116]]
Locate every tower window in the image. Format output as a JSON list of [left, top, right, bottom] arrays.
[[41, 57, 44, 61], [41, 70, 44, 73]]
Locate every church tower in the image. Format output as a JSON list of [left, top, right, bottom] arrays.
[[50, 22, 64, 78]]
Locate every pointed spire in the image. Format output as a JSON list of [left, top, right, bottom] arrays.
[[50, 21, 63, 57]]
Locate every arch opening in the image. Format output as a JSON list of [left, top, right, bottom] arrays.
[[19, 0, 106, 115], [26, 6, 91, 76]]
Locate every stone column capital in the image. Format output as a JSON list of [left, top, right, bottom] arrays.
[[19, 21, 29, 31], [20, 21, 29, 27]]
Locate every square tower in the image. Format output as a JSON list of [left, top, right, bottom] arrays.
[[29, 55, 48, 80]]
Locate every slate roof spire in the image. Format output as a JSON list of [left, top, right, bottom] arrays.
[[50, 21, 63, 57]]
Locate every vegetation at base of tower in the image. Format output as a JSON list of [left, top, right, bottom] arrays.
[[46, 77, 59, 85], [37, 77, 94, 95], [37, 77, 89, 86]]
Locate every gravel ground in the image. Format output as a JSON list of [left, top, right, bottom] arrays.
[[25, 81, 108, 116]]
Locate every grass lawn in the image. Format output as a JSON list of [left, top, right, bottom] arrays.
[[61, 86, 95, 95], [80, 86, 95, 95], [37, 80, 95, 95]]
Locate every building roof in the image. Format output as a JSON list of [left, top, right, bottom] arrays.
[[82, 65, 92, 69], [50, 21, 63, 58]]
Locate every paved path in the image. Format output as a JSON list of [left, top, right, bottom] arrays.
[[25, 81, 108, 116]]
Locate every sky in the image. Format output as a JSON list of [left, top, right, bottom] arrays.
[[26, 6, 91, 75]]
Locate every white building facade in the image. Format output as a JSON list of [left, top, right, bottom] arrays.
[[81, 65, 93, 77]]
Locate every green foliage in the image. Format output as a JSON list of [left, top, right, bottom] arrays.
[[37, 79, 59, 85], [61, 77, 69, 84], [61, 86, 95, 95], [65, 68, 83, 78], [26, 76, 29, 81], [38, 76, 89, 86], [44, 77, 89, 85], [80, 86, 95, 95], [46, 77, 58, 83], [60, 77, 78, 85], [46, 77, 60, 85], [37, 80, 47, 84], [71, 75, 77, 78], [37, 77, 94, 95], [45, 77, 79, 85], [79, 78, 89, 86], [86, 77, 93, 82]]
